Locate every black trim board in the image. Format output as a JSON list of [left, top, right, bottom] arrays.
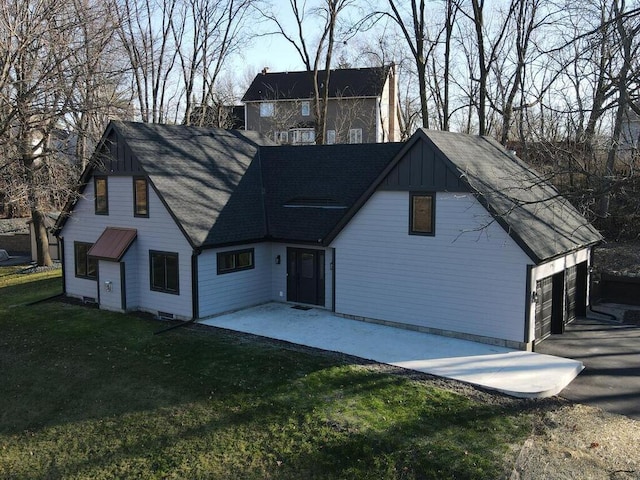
[[191, 252, 199, 319], [120, 262, 127, 311]]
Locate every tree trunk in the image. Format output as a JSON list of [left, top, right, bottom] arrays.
[[31, 207, 52, 267]]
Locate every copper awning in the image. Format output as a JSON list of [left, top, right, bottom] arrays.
[[88, 227, 137, 261]]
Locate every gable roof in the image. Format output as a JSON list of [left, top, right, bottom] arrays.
[[414, 129, 603, 263], [242, 66, 391, 102], [57, 122, 601, 263]]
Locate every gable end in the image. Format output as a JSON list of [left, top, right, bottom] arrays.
[[379, 135, 467, 192]]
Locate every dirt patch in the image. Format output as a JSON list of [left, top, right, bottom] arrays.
[[511, 403, 639, 480]]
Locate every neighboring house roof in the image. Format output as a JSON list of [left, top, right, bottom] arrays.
[[242, 66, 391, 102], [57, 122, 601, 263], [416, 130, 603, 262]]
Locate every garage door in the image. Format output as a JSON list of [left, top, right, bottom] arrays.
[[535, 262, 589, 344], [535, 276, 554, 340], [565, 263, 588, 324]]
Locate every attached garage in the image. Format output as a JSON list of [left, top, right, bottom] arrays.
[[532, 258, 590, 346]]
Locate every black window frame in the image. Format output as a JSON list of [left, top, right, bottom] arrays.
[[94, 176, 108, 215], [133, 177, 149, 217], [409, 192, 436, 236], [74, 241, 98, 280], [149, 250, 180, 294], [217, 248, 255, 275]]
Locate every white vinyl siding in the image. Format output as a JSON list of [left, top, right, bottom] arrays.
[[332, 190, 531, 343], [61, 176, 193, 319], [198, 243, 272, 318], [97, 260, 122, 312]]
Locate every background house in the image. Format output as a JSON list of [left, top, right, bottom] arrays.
[[242, 65, 400, 144], [55, 121, 602, 351]]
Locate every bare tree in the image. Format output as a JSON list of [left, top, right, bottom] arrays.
[[259, 0, 355, 143], [0, 0, 116, 265]]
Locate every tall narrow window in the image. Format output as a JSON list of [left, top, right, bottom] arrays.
[[409, 193, 435, 236], [301, 101, 310, 116], [74, 242, 98, 279], [326, 130, 336, 144], [134, 177, 149, 217], [150, 251, 179, 294], [94, 177, 108, 215]]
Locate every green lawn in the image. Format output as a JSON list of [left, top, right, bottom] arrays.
[[0, 266, 534, 479]]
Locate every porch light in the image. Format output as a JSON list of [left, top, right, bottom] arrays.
[[275, 255, 281, 265]]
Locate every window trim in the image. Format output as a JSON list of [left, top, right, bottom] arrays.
[[149, 250, 180, 295], [348, 128, 363, 144], [133, 177, 149, 217], [94, 176, 108, 215], [74, 241, 98, 280], [409, 192, 436, 236], [217, 248, 255, 275], [301, 101, 310, 116], [326, 129, 336, 144], [259, 102, 274, 117]]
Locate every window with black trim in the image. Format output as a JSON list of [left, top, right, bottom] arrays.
[[217, 248, 254, 275], [409, 192, 435, 236], [134, 177, 149, 217], [75, 242, 98, 279], [94, 177, 108, 214], [150, 251, 179, 294]]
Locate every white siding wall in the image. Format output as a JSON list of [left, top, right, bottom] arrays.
[[123, 246, 139, 310], [61, 176, 193, 319], [98, 260, 122, 312], [332, 191, 531, 343], [198, 243, 272, 318]]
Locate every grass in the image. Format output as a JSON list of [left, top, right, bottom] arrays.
[[0, 266, 534, 479]]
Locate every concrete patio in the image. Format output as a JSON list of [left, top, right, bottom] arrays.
[[199, 303, 584, 399]]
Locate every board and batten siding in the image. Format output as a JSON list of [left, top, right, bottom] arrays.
[[61, 176, 193, 319], [197, 244, 272, 318], [331, 190, 531, 343]]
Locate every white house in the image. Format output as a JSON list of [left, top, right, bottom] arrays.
[[55, 122, 602, 350]]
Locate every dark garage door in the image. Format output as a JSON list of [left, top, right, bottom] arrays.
[[535, 276, 554, 341], [535, 262, 588, 344]]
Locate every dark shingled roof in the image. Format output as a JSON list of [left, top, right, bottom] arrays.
[[111, 122, 274, 248], [260, 143, 405, 243], [419, 129, 603, 262], [60, 122, 600, 264], [242, 66, 391, 102]]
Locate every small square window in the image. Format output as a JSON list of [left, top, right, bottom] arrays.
[[301, 101, 310, 116], [94, 177, 108, 215], [260, 102, 274, 117], [75, 242, 98, 279], [348, 128, 362, 144], [134, 177, 149, 217], [409, 193, 435, 236]]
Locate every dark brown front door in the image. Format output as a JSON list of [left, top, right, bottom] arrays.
[[287, 248, 325, 306]]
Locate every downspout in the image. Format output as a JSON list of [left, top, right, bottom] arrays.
[[59, 237, 66, 295], [524, 264, 533, 350]]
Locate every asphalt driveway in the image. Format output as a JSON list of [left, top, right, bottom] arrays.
[[536, 316, 640, 420]]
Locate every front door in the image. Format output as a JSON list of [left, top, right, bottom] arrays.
[[287, 248, 325, 306]]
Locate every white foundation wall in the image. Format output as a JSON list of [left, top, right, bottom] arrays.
[[61, 176, 193, 319], [332, 190, 531, 343]]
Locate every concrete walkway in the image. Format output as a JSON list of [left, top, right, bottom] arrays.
[[199, 303, 583, 399]]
